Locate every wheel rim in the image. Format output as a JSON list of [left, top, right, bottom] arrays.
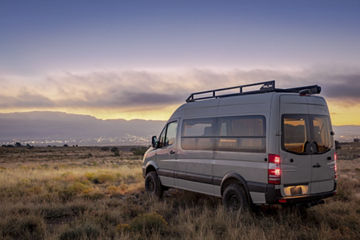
[[145, 177, 155, 192], [228, 192, 241, 211]]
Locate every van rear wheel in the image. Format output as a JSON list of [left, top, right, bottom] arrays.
[[145, 171, 163, 199], [223, 184, 249, 211]]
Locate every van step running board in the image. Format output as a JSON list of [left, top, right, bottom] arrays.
[[186, 80, 321, 102]]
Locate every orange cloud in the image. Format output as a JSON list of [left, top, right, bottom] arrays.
[[0, 67, 359, 124]]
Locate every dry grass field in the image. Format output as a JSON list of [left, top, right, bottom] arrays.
[[0, 145, 360, 240]]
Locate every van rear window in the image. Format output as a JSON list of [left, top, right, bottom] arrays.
[[181, 116, 266, 153], [283, 116, 307, 154], [282, 114, 332, 154]]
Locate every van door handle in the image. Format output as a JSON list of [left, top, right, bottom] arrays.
[[312, 163, 321, 168], [169, 150, 176, 155]]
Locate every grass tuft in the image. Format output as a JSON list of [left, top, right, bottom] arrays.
[[129, 212, 168, 235], [59, 223, 100, 240], [0, 216, 46, 240]]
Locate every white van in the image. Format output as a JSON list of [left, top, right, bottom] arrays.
[[142, 81, 337, 210]]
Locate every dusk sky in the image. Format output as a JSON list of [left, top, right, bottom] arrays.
[[0, 0, 360, 125]]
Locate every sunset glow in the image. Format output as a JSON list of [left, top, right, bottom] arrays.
[[0, 1, 359, 126]]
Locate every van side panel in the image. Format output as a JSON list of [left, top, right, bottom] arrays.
[[175, 99, 219, 195], [212, 95, 272, 203]]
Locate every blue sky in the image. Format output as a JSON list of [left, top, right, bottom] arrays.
[[1, 0, 359, 73], [0, 0, 360, 124]]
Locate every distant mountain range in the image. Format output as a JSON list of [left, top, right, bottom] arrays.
[[0, 112, 165, 146], [0, 111, 359, 146]]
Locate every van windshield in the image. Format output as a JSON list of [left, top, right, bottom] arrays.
[[282, 114, 332, 154]]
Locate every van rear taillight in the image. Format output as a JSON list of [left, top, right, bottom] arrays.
[[334, 152, 338, 179], [268, 154, 281, 184]]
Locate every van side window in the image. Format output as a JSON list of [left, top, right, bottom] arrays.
[[165, 121, 178, 146], [157, 127, 166, 148], [182, 118, 216, 151], [216, 116, 266, 153], [181, 116, 266, 153], [282, 116, 307, 154], [182, 118, 215, 136]]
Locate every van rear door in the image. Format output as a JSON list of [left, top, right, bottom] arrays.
[[280, 95, 312, 195], [308, 98, 335, 194]]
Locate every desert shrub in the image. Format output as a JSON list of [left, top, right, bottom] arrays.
[[95, 211, 121, 232], [116, 223, 130, 232], [130, 147, 147, 156], [40, 204, 87, 223], [100, 147, 109, 151], [85, 172, 115, 184], [58, 182, 90, 201], [26, 144, 34, 149], [59, 223, 100, 240], [121, 202, 145, 219], [110, 147, 120, 156], [1, 216, 46, 240], [334, 180, 353, 201], [83, 191, 105, 201], [106, 185, 120, 194], [110, 147, 118, 152], [124, 175, 137, 184], [129, 212, 168, 234]]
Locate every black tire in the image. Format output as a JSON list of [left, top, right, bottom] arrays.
[[145, 171, 163, 199], [222, 183, 249, 211]]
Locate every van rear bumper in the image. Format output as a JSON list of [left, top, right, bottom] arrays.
[[265, 182, 336, 204]]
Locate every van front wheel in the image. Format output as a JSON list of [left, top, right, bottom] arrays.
[[145, 171, 163, 199], [222, 184, 249, 211]]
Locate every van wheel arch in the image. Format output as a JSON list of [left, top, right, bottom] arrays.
[[220, 174, 252, 204], [144, 164, 169, 191], [145, 165, 157, 175]]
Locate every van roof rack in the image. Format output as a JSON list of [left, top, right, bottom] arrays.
[[186, 80, 321, 102]]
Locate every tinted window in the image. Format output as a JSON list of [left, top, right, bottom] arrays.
[[218, 116, 265, 137], [282, 114, 332, 154], [312, 116, 332, 153], [158, 127, 166, 148], [283, 116, 307, 154], [181, 116, 266, 153], [182, 118, 216, 136], [216, 116, 266, 152], [165, 121, 178, 146]]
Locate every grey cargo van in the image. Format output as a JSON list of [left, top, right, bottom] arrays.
[[142, 81, 337, 210]]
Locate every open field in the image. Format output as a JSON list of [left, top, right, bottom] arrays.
[[0, 146, 360, 240]]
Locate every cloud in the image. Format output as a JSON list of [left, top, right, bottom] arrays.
[[0, 67, 359, 111], [321, 74, 360, 99], [0, 90, 55, 108]]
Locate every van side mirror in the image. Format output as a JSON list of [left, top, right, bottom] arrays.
[[151, 136, 158, 148]]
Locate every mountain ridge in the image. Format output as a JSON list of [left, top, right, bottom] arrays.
[[0, 111, 359, 145]]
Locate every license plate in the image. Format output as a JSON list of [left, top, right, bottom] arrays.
[[284, 185, 308, 196]]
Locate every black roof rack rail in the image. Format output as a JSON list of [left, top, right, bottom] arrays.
[[185, 80, 321, 102]]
